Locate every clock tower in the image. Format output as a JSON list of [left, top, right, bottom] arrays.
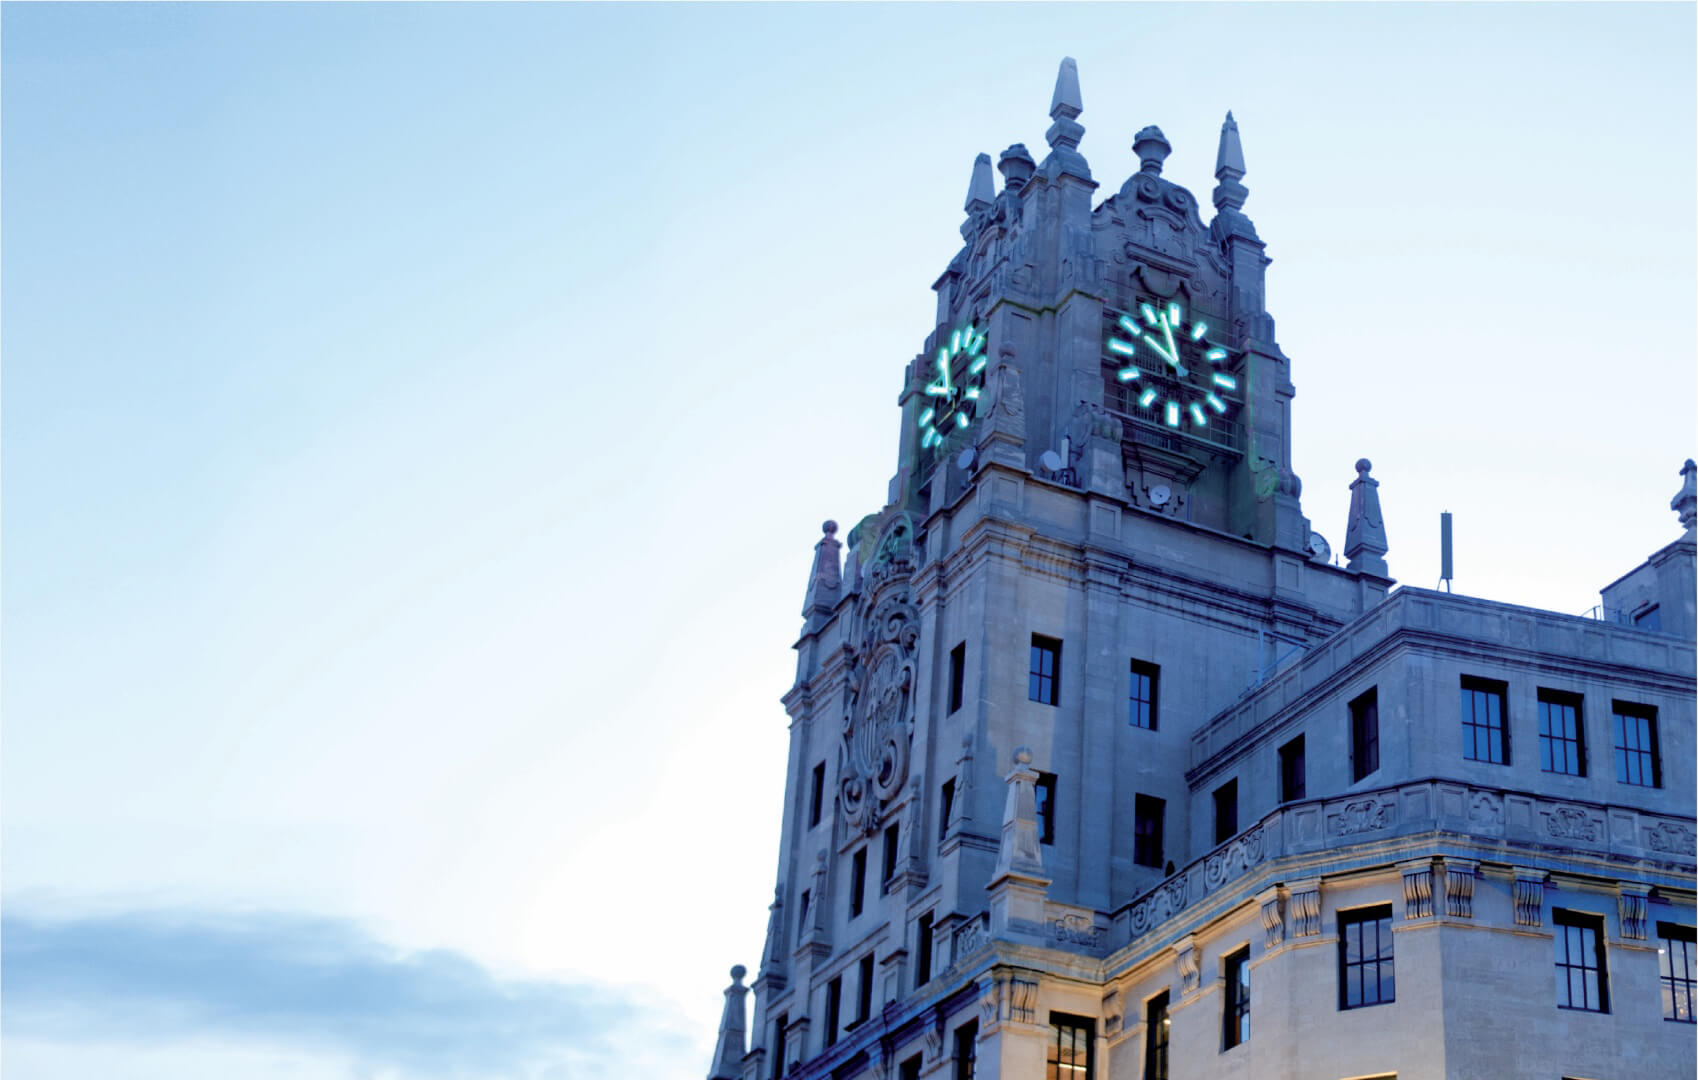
[[707, 57, 1695, 1080]]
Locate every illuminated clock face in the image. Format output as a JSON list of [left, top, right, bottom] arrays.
[[1107, 300, 1236, 431], [916, 321, 989, 450]]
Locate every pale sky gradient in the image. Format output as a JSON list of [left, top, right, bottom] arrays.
[[3, 4, 1694, 1077]]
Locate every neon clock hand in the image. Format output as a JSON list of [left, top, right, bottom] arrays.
[[1160, 316, 1188, 377]]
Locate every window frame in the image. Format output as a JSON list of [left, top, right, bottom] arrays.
[[1553, 908, 1609, 1013], [1213, 779, 1238, 846], [1222, 946, 1250, 1050], [953, 1020, 978, 1080], [824, 975, 842, 1047], [809, 762, 826, 828], [1461, 675, 1510, 765], [1279, 734, 1306, 802], [1612, 701, 1661, 788], [1035, 771, 1058, 846], [855, 952, 875, 1025], [939, 778, 956, 843], [1350, 687, 1380, 781], [1129, 658, 1160, 730], [1029, 634, 1062, 706], [1133, 793, 1165, 869], [1046, 1012, 1094, 1080], [849, 847, 867, 918], [1660, 922, 1695, 1023], [1338, 903, 1396, 1010], [948, 642, 966, 714], [771, 1012, 788, 1080], [916, 911, 935, 987], [1537, 689, 1586, 777], [1143, 991, 1170, 1080]]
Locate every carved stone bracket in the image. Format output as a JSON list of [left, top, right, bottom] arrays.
[[1257, 886, 1285, 947], [1288, 879, 1322, 938], [1444, 859, 1477, 919], [1009, 974, 1040, 1024], [1400, 859, 1434, 920], [1514, 868, 1546, 928], [1174, 934, 1201, 996], [1101, 987, 1125, 1039], [1619, 884, 1651, 941]]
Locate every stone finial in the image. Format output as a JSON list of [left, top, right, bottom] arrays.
[[1133, 125, 1171, 176], [992, 747, 1047, 883], [964, 152, 995, 214], [706, 964, 749, 1080], [1045, 57, 1086, 158], [1673, 458, 1696, 533], [998, 143, 1036, 194], [802, 520, 843, 619], [1212, 111, 1249, 212], [1344, 458, 1390, 576]]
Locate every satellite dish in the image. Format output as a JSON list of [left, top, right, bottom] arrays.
[[1149, 484, 1172, 507], [956, 448, 976, 471], [1040, 450, 1064, 472], [1307, 531, 1332, 562]]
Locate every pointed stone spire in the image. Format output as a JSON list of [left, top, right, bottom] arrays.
[[1344, 458, 1390, 576], [992, 747, 1048, 884], [1673, 459, 1696, 534], [706, 965, 749, 1080], [1041, 57, 1091, 181], [802, 520, 842, 622], [964, 152, 995, 214], [1212, 111, 1249, 212]]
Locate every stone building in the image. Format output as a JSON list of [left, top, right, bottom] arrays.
[[706, 59, 1697, 1080]]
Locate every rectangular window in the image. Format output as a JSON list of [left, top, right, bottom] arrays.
[[882, 823, 900, 891], [1635, 605, 1662, 631], [849, 848, 867, 918], [1662, 923, 1696, 1022], [1143, 991, 1170, 1080], [900, 1056, 922, 1080], [1223, 946, 1250, 1049], [1213, 779, 1237, 846], [809, 762, 826, 828], [855, 953, 875, 1025], [1554, 909, 1609, 1012], [1134, 794, 1165, 869], [1279, 734, 1306, 802], [824, 976, 842, 1047], [953, 1020, 978, 1080], [772, 1013, 788, 1080], [1461, 676, 1509, 765], [1036, 771, 1057, 845], [1339, 904, 1395, 1009], [1538, 690, 1586, 777], [939, 779, 956, 842], [798, 890, 810, 937], [1046, 1013, 1094, 1080], [1129, 659, 1160, 730], [1350, 688, 1380, 781], [1030, 634, 1062, 706], [916, 912, 935, 987], [949, 642, 966, 714], [1613, 702, 1661, 787]]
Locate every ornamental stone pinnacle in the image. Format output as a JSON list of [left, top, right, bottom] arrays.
[[1042, 58, 1090, 182], [802, 520, 842, 624], [706, 965, 749, 1080], [964, 152, 995, 214], [1673, 458, 1696, 534], [1213, 111, 1249, 212], [1133, 125, 1171, 176], [1344, 458, 1390, 577], [998, 143, 1035, 195]]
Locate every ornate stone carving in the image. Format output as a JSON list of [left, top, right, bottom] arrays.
[[979, 976, 1000, 1027], [1401, 860, 1434, 920], [1204, 827, 1265, 891], [1444, 860, 1476, 919], [1175, 936, 1201, 995], [1009, 975, 1039, 1024], [1289, 883, 1322, 937], [954, 912, 990, 962], [840, 548, 920, 835], [1101, 988, 1124, 1039], [1545, 804, 1602, 842], [1128, 873, 1190, 937], [1619, 885, 1650, 941], [1514, 870, 1545, 927], [1468, 792, 1503, 829], [1260, 891, 1285, 947], [1645, 821, 1697, 855], [1052, 912, 1104, 949], [1331, 797, 1393, 836]]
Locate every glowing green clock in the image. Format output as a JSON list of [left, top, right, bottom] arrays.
[[1108, 301, 1236, 431], [916, 322, 989, 450]]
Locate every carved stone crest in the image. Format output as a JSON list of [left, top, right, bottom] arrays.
[[1331, 797, 1393, 836], [840, 518, 921, 835], [1544, 804, 1602, 842], [1645, 821, 1697, 855]]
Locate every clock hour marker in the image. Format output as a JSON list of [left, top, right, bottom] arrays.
[[1190, 322, 1208, 341], [956, 412, 969, 429], [1139, 388, 1159, 409], [965, 386, 981, 400], [968, 355, 988, 376], [1212, 373, 1236, 390], [1140, 303, 1158, 326], [1167, 302, 1181, 326], [1206, 347, 1226, 362], [1206, 393, 1227, 413], [1189, 403, 1207, 427], [918, 407, 936, 426], [1117, 368, 1141, 382], [1165, 402, 1180, 427], [1108, 338, 1137, 357]]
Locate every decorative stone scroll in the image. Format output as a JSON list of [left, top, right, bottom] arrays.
[[1646, 821, 1697, 855], [1009, 975, 1039, 1024], [1204, 827, 1266, 891], [1288, 880, 1322, 938], [1444, 860, 1477, 919], [1330, 796, 1394, 837], [839, 513, 920, 837], [1259, 887, 1285, 947], [1619, 884, 1650, 941], [1400, 859, 1434, 920], [1514, 869, 1546, 928], [1127, 873, 1191, 937], [1175, 935, 1201, 995]]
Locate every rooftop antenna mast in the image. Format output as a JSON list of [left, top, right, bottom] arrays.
[[1439, 511, 1454, 592]]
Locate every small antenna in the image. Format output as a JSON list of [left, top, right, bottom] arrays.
[[1439, 511, 1454, 592]]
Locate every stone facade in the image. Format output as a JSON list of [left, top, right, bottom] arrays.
[[708, 59, 1696, 1080]]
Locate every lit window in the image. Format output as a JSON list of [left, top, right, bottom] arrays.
[[1046, 1014, 1093, 1080], [1222, 947, 1250, 1049], [1461, 677, 1509, 765], [1036, 772, 1057, 845], [1350, 688, 1379, 781], [1612, 702, 1661, 788], [954, 1020, 978, 1080], [1538, 691, 1585, 777], [1030, 635, 1062, 706], [1661, 923, 1696, 1023], [1339, 905, 1395, 1008], [1129, 659, 1159, 730], [1143, 991, 1170, 1080], [1554, 909, 1609, 1012]]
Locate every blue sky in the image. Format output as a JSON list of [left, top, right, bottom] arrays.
[[3, 4, 1693, 1077]]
